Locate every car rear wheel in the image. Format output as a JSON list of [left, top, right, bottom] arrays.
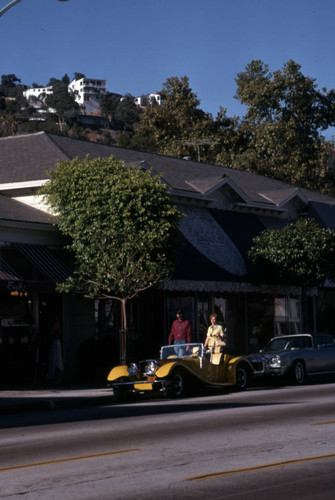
[[291, 361, 305, 385], [235, 364, 249, 390]]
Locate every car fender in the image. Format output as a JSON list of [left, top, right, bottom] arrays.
[[107, 365, 129, 382], [227, 357, 253, 384], [156, 359, 206, 384], [155, 361, 180, 379]]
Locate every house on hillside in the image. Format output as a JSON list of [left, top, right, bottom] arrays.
[[23, 78, 107, 116], [1, 131, 335, 383], [68, 77, 107, 115], [120, 93, 162, 107], [133, 93, 162, 107], [23, 86, 53, 107]]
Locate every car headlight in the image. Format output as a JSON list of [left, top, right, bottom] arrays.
[[269, 355, 281, 368], [144, 360, 158, 376], [127, 363, 139, 377]]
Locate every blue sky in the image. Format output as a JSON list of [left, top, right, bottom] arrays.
[[1, 0, 335, 131]]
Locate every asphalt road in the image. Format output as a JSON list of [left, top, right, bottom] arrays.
[[1, 382, 335, 499]]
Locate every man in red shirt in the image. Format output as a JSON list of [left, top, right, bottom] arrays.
[[168, 309, 191, 356]]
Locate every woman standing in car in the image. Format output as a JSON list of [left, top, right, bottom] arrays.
[[204, 313, 226, 351]]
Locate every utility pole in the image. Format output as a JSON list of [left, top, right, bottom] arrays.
[[182, 139, 218, 162]]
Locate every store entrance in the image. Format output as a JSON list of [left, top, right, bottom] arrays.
[[0, 289, 62, 386]]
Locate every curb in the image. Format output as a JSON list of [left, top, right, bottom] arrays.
[[0, 394, 116, 416]]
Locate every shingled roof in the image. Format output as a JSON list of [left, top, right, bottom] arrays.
[[1, 132, 335, 209], [0, 194, 55, 224]]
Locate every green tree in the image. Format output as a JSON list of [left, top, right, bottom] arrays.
[[61, 73, 70, 86], [134, 76, 218, 160], [46, 77, 61, 87], [248, 218, 335, 331], [41, 155, 182, 362], [233, 60, 335, 194], [1, 73, 21, 89], [0, 74, 23, 135], [74, 72, 85, 81], [100, 92, 120, 118], [0, 73, 24, 110], [113, 94, 141, 131], [45, 81, 79, 131], [0, 114, 17, 136]]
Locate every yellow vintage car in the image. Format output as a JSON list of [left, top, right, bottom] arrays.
[[107, 342, 254, 398]]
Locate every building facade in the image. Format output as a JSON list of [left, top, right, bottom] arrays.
[[1, 132, 335, 382]]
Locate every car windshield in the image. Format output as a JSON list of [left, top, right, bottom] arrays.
[[263, 336, 313, 352], [160, 343, 204, 360]]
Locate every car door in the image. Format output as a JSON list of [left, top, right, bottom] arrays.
[[312, 335, 335, 373], [288, 335, 319, 374]]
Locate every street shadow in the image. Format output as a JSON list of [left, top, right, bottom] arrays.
[[0, 387, 299, 430]]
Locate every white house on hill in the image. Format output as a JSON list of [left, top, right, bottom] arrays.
[[68, 77, 107, 114], [23, 78, 107, 115], [23, 86, 53, 108]]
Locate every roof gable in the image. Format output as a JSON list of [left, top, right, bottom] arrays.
[[259, 188, 308, 207]]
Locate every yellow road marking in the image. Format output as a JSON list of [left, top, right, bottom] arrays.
[[185, 453, 335, 482], [0, 448, 142, 472], [312, 420, 335, 425]]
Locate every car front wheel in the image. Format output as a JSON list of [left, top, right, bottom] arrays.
[[291, 361, 305, 385], [168, 369, 186, 398]]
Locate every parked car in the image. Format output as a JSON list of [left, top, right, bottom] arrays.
[[247, 333, 335, 384], [107, 342, 254, 398]]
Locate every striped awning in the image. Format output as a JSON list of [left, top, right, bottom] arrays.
[[0, 257, 22, 281], [15, 243, 71, 283]]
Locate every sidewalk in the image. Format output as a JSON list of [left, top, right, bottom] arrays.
[[0, 384, 116, 416]]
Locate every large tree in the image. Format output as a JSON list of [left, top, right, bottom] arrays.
[[133, 76, 218, 161], [100, 91, 120, 119], [130, 67, 335, 194], [248, 217, 335, 331], [41, 155, 182, 362], [1, 73, 21, 89], [231, 60, 335, 194], [45, 80, 80, 131], [113, 94, 141, 131], [0, 73, 23, 135], [249, 218, 335, 288]]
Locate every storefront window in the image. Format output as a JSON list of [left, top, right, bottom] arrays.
[[197, 295, 209, 343], [275, 297, 300, 335], [247, 297, 274, 352], [316, 290, 335, 334], [214, 296, 226, 326], [0, 290, 38, 383]]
